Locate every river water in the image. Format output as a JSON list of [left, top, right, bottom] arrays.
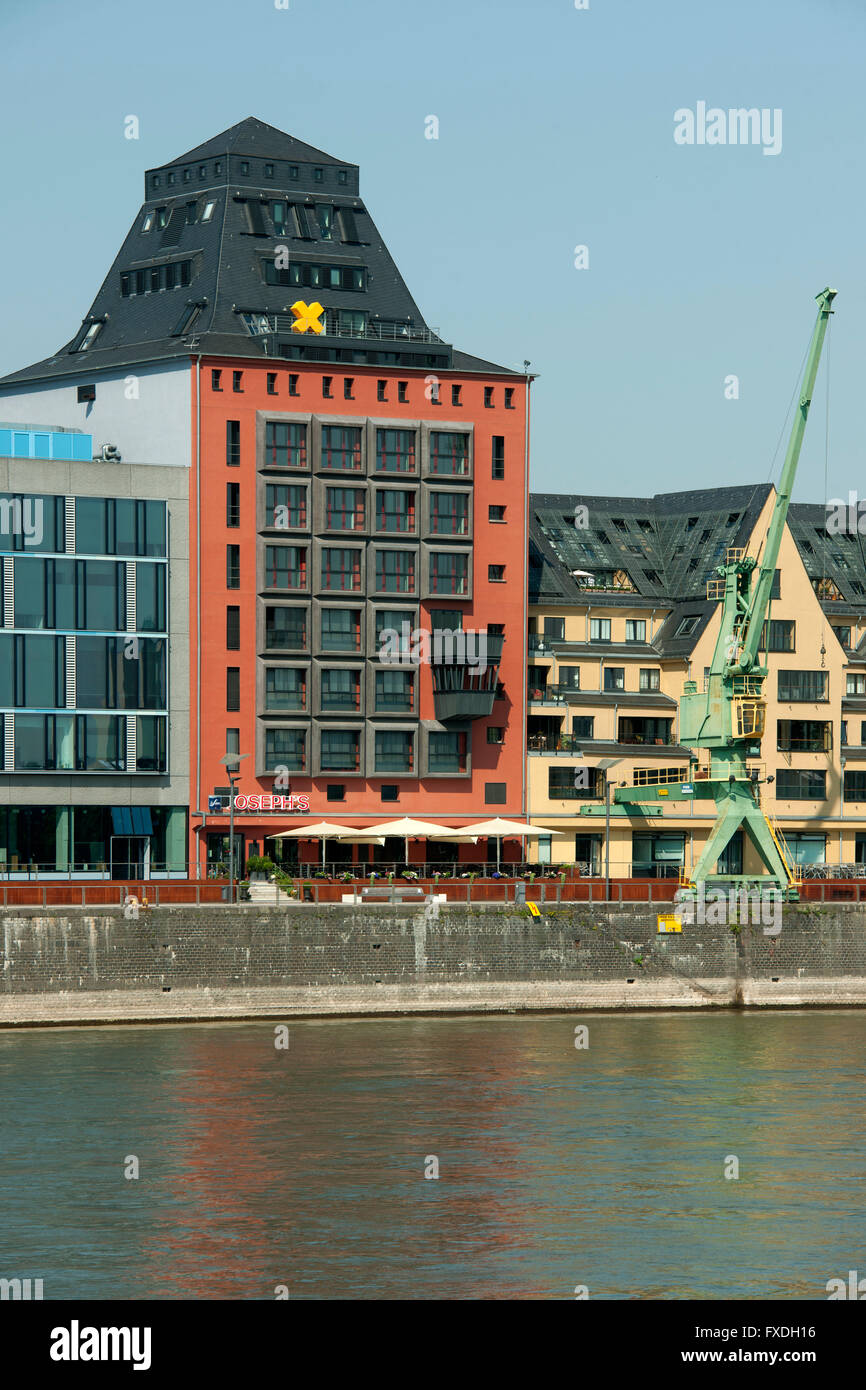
[[1, 1011, 863, 1300]]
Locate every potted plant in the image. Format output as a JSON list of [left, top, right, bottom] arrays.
[[246, 854, 275, 883], [402, 869, 418, 881]]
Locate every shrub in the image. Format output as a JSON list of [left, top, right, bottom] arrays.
[[246, 855, 275, 874]]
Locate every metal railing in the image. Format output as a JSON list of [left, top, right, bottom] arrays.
[[528, 733, 586, 753], [269, 313, 444, 344]]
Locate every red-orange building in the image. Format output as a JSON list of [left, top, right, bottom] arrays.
[[183, 121, 531, 874]]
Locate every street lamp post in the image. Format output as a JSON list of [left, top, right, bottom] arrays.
[[604, 776, 612, 902], [594, 757, 623, 903], [220, 753, 249, 905]]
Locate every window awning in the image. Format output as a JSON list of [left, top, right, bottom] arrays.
[[111, 808, 153, 836]]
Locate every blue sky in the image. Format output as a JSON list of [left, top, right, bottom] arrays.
[[0, 0, 862, 501]]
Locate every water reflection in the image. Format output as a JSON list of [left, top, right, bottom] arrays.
[[0, 1012, 864, 1299]]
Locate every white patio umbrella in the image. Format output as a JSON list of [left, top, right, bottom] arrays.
[[433, 817, 565, 871], [269, 821, 383, 867], [346, 816, 452, 866]]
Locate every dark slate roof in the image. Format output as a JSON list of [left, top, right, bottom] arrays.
[[788, 502, 866, 608], [530, 485, 866, 656], [529, 485, 772, 608], [0, 119, 518, 389], [166, 118, 349, 170]]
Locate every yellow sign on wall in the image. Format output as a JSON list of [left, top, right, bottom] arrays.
[[290, 300, 325, 334], [657, 914, 682, 934]]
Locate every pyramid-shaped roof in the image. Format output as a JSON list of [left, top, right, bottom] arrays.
[[0, 118, 519, 388], [161, 117, 350, 171]]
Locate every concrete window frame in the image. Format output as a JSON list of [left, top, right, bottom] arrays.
[[367, 604, 419, 665], [313, 538, 366, 597], [421, 483, 474, 542], [367, 419, 421, 477], [421, 720, 472, 779], [367, 660, 419, 718], [421, 542, 473, 601], [313, 718, 365, 778], [258, 539, 311, 597], [368, 542, 420, 599], [315, 414, 367, 477], [420, 420, 474, 482], [313, 475, 369, 538], [367, 722, 418, 779], [258, 661, 311, 716], [314, 601, 366, 658], [370, 480, 420, 540], [257, 599, 311, 657], [313, 659, 367, 718], [258, 476, 311, 536], [257, 411, 314, 473], [257, 720, 309, 779]]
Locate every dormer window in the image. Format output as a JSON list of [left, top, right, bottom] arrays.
[[240, 160, 250, 175], [289, 164, 299, 180], [265, 163, 274, 178], [317, 204, 334, 238], [167, 172, 176, 186], [338, 170, 348, 185], [153, 175, 160, 188], [314, 167, 324, 183], [157, 207, 168, 228], [214, 161, 222, 175], [183, 168, 191, 182], [198, 165, 206, 179]]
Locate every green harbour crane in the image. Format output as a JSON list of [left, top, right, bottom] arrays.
[[611, 287, 837, 899]]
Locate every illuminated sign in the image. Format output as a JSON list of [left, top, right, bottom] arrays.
[[232, 794, 311, 812], [290, 300, 324, 335]]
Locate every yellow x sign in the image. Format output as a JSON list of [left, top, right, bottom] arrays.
[[290, 300, 324, 335]]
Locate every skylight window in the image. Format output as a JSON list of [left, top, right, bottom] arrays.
[[70, 320, 105, 353], [675, 615, 700, 637], [142, 211, 155, 233], [241, 312, 271, 336], [201, 201, 216, 223], [172, 302, 204, 336]]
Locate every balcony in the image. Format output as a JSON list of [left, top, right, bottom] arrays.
[[251, 312, 444, 346], [527, 683, 581, 704], [433, 689, 497, 721], [432, 630, 502, 721], [528, 733, 585, 754]]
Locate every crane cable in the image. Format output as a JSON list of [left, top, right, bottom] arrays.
[[748, 335, 811, 577], [820, 315, 831, 666]]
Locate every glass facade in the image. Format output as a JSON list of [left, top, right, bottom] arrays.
[[0, 493, 169, 774]]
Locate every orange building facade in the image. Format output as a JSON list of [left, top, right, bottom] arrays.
[[190, 356, 530, 874]]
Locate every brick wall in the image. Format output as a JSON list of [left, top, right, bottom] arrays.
[[3, 903, 866, 1001]]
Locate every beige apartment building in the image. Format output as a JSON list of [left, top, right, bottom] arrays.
[[526, 485, 866, 877]]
